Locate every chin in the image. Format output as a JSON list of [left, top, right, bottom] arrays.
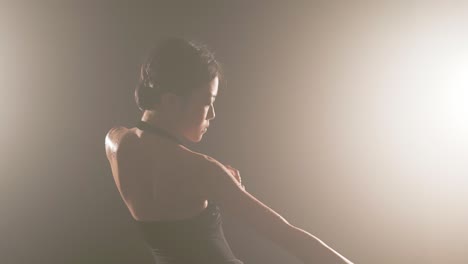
[[195, 134, 204, 142], [187, 134, 203, 143]]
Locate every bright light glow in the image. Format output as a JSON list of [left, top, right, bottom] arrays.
[[296, 5, 468, 262]]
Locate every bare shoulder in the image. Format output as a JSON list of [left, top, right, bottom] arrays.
[[190, 153, 253, 205], [174, 151, 233, 196], [190, 152, 232, 182], [105, 126, 139, 160]]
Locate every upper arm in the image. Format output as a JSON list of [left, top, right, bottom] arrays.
[[197, 155, 293, 244]]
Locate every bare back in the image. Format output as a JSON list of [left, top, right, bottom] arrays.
[[105, 126, 209, 221], [104, 127, 353, 263]]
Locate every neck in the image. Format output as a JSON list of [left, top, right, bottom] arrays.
[[140, 110, 186, 144]]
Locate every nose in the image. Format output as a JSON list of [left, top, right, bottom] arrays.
[[207, 105, 215, 120]]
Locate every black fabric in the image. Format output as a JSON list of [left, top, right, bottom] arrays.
[[134, 200, 244, 264]]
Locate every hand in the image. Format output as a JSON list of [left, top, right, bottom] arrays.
[[225, 164, 246, 191]]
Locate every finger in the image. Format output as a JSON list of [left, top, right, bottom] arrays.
[[226, 164, 236, 171], [234, 175, 241, 182]]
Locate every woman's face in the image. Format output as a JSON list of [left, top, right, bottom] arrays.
[[179, 76, 218, 142]]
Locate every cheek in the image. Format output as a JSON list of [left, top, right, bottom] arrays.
[[183, 107, 206, 125], [196, 105, 209, 118]]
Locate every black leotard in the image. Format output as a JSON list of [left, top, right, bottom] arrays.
[[134, 201, 244, 264]]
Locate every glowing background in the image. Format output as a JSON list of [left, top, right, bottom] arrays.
[[1, 2, 467, 263]]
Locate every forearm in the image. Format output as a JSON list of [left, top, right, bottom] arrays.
[[281, 224, 354, 264]]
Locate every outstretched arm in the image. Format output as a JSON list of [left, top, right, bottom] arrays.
[[196, 155, 353, 264]]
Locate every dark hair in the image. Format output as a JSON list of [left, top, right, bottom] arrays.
[[135, 37, 224, 111]]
